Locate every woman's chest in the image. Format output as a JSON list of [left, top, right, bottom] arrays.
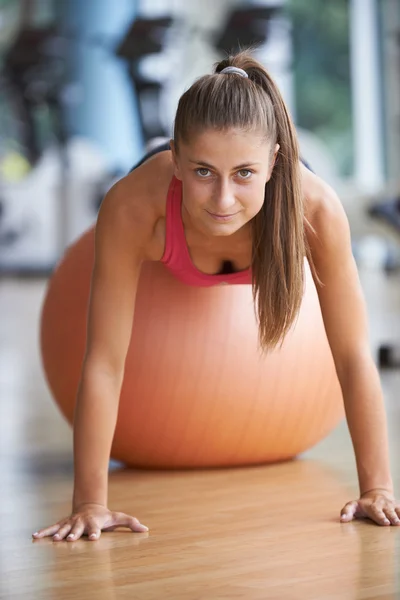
[[187, 244, 251, 275], [149, 216, 251, 275]]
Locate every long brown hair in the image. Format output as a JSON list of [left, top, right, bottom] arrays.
[[173, 49, 317, 351]]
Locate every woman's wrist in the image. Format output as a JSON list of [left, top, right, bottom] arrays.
[[73, 487, 107, 510], [72, 500, 107, 512], [360, 486, 394, 498]]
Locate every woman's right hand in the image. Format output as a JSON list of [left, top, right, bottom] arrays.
[[32, 503, 149, 541]]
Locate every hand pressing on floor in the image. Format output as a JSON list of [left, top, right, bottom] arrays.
[[32, 503, 149, 541], [340, 489, 400, 526]]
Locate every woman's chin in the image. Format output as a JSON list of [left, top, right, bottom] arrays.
[[205, 222, 245, 238]]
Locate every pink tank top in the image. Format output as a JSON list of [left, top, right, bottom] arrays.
[[161, 176, 252, 287]]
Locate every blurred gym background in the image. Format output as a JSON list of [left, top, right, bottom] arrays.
[[0, 0, 399, 365], [0, 0, 398, 268]]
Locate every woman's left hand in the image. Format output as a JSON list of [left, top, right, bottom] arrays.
[[340, 489, 400, 526]]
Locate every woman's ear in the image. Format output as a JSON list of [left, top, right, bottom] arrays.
[[270, 143, 280, 172], [169, 139, 182, 180], [266, 143, 280, 182], [273, 143, 280, 164]]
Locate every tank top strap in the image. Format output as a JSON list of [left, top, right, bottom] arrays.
[[160, 175, 186, 267]]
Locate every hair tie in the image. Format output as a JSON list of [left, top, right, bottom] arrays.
[[220, 66, 248, 78]]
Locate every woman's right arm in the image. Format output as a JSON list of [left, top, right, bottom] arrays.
[[33, 177, 152, 541]]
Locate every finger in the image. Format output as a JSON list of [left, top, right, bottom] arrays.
[[66, 521, 85, 542], [67, 521, 101, 542], [32, 524, 61, 539], [80, 517, 101, 541], [340, 501, 358, 522], [383, 507, 400, 526], [87, 527, 101, 541], [124, 515, 149, 533], [53, 524, 72, 541], [395, 506, 400, 520], [368, 504, 390, 526], [106, 512, 149, 532]]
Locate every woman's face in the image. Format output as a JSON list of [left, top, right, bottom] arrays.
[[171, 128, 278, 238]]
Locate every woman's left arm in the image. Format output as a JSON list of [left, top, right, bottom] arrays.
[[301, 165, 399, 526]]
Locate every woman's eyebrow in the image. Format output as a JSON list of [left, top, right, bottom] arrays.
[[188, 159, 261, 170]]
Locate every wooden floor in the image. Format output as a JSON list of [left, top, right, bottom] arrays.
[[1, 265, 400, 599]]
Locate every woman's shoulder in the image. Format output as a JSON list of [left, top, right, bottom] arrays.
[[301, 164, 346, 229], [98, 151, 175, 259], [300, 163, 350, 262], [120, 149, 174, 221]]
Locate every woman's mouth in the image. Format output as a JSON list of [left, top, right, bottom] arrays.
[[206, 211, 238, 222]]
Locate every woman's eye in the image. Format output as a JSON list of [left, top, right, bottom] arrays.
[[196, 168, 211, 177], [237, 169, 252, 179]]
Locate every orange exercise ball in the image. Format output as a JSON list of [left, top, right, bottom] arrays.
[[40, 226, 344, 469]]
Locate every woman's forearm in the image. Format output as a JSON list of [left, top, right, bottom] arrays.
[[339, 354, 393, 495], [72, 367, 123, 510]]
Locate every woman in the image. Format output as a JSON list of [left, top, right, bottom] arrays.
[[33, 50, 398, 542]]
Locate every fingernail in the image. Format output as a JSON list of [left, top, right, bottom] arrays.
[[53, 534, 60, 539], [32, 532, 38, 536], [67, 534, 74, 539], [139, 524, 149, 531], [89, 533, 97, 539]]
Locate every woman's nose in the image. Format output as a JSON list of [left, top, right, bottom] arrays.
[[213, 181, 236, 213]]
